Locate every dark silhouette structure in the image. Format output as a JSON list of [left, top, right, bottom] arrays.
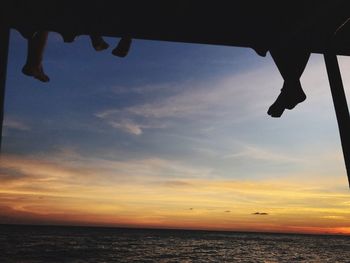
[[22, 31, 50, 82], [1, 1, 350, 187], [21, 33, 132, 82], [268, 49, 310, 117]]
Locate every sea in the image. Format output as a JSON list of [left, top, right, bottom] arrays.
[[0, 224, 349, 263]]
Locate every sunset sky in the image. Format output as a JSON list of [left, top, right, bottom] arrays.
[[1, 30, 350, 235]]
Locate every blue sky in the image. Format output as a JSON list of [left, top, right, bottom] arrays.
[[4, 30, 344, 177], [1, 30, 350, 233]]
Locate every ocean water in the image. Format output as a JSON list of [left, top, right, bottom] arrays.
[[0, 225, 350, 263]]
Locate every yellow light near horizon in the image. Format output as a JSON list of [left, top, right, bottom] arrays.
[[1, 154, 350, 235]]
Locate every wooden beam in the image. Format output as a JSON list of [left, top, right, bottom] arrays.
[[0, 26, 10, 151], [324, 53, 350, 188], [3, 1, 350, 56]]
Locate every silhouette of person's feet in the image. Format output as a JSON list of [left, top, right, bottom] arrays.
[[112, 38, 132, 57], [91, 36, 109, 51], [62, 33, 77, 43], [253, 47, 268, 57], [268, 81, 306, 117], [22, 64, 50, 82]]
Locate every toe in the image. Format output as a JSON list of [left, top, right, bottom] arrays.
[[268, 104, 285, 117]]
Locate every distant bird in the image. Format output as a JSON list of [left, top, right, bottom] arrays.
[[252, 212, 269, 215]]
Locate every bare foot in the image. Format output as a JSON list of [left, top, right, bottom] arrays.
[[91, 36, 109, 51], [22, 64, 50, 82], [253, 47, 268, 57], [62, 33, 76, 43], [268, 82, 306, 117], [267, 94, 286, 118], [112, 38, 132, 57]]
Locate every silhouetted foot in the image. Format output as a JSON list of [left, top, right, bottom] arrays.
[[22, 64, 50, 82], [267, 96, 286, 117], [91, 37, 109, 51], [284, 82, 306, 110], [253, 47, 268, 57], [112, 38, 132, 57], [19, 28, 36, 39], [268, 83, 306, 117], [62, 33, 76, 43]]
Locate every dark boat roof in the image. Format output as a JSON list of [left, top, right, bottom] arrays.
[[2, 1, 350, 55], [2, 1, 350, 187]]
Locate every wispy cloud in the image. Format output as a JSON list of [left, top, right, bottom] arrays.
[[95, 65, 281, 135], [223, 144, 303, 163], [109, 119, 143, 135], [111, 82, 179, 95], [3, 117, 30, 131], [1, 152, 350, 233], [0, 151, 213, 190], [160, 180, 193, 188], [95, 54, 345, 137], [0, 167, 28, 182]]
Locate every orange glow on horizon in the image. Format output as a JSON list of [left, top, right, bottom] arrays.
[[1, 153, 350, 235]]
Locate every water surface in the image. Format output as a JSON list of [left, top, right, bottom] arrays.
[[1, 225, 349, 262]]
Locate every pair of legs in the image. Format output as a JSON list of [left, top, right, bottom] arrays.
[[22, 31, 50, 82], [23, 32, 132, 82], [268, 48, 311, 117], [90, 35, 132, 57]]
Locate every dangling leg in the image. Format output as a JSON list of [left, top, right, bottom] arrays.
[[22, 31, 50, 82], [253, 46, 268, 57], [90, 35, 109, 51], [268, 48, 310, 117], [112, 37, 132, 58]]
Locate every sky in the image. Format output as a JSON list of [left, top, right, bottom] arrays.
[[1, 30, 350, 235]]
